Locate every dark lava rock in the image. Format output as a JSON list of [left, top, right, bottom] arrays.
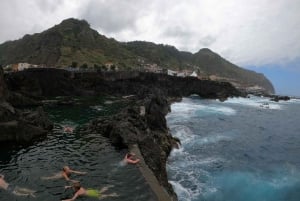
[[84, 94, 178, 200], [5, 70, 243, 100], [0, 67, 8, 101], [270, 95, 290, 102], [0, 67, 53, 143]]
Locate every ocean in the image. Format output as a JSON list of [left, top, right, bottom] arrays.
[[166, 95, 300, 201]]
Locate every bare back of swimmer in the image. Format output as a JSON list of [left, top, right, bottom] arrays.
[[0, 174, 36, 197], [41, 166, 86, 182]]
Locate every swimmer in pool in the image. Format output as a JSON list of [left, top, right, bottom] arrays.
[[62, 182, 118, 201], [0, 174, 36, 197], [41, 166, 87, 182], [124, 152, 140, 164], [63, 126, 74, 133]]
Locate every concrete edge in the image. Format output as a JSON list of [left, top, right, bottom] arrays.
[[129, 144, 173, 201]]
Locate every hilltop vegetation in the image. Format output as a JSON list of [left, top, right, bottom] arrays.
[[0, 18, 274, 93]]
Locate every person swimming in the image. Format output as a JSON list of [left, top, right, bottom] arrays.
[[63, 126, 74, 133], [41, 166, 87, 182], [0, 174, 36, 197], [123, 152, 140, 164], [62, 182, 118, 201]]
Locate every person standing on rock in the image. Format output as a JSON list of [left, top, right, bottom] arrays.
[[0, 174, 36, 197]]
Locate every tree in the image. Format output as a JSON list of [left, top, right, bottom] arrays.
[[94, 64, 101, 72], [71, 61, 77, 68], [111, 65, 116, 71], [80, 63, 88, 69], [101, 65, 107, 71]]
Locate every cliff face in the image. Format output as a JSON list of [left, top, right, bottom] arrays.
[[0, 67, 8, 101], [5, 69, 242, 100], [0, 67, 53, 143], [0, 18, 274, 94]]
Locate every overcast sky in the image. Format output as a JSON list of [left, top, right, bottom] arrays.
[[1, 0, 300, 95]]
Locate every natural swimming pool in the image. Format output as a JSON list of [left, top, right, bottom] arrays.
[[0, 96, 155, 201]]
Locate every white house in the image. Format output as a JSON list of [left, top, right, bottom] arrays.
[[167, 69, 177, 76], [17, 63, 31, 71], [189, 71, 198, 77], [177, 72, 186, 77]]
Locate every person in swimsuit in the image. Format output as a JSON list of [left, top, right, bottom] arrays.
[[62, 182, 118, 201], [41, 166, 87, 182], [0, 174, 36, 197], [124, 152, 140, 164]]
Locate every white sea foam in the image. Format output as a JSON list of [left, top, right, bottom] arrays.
[[168, 164, 212, 201], [169, 181, 192, 201], [170, 101, 236, 117], [224, 96, 282, 110], [204, 105, 236, 115], [170, 125, 195, 144], [287, 98, 300, 104], [170, 102, 205, 115], [168, 140, 225, 201], [198, 135, 231, 145], [170, 124, 234, 148], [196, 157, 224, 166], [170, 146, 185, 158]]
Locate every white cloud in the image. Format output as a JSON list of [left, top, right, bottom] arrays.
[[0, 0, 299, 69], [0, 0, 82, 42]]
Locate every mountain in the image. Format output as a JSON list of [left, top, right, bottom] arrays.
[[123, 43, 274, 93], [190, 48, 274, 93], [0, 18, 274, 94], [0, 18, 139, 69]]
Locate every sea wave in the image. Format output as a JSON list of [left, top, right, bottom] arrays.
[[167, 96, 300, 201], [224, 96, 282, 110], [170, 100, 236, 117]]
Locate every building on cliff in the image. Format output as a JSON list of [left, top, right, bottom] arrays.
[[5, 63, 39, 72]]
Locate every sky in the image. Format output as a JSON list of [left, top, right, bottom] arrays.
[[1, 0, 300, 96]]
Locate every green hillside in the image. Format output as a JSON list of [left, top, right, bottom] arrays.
[[0, 18, 274, 93], [0, 19, 139, 68], [123, 41, 193, 70]]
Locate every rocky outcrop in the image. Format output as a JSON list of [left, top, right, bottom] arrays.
[[84, 93, 178, 200], [269, 95, 290, 102], [5, 68, 79, 98], [0, 67, 53, 143]]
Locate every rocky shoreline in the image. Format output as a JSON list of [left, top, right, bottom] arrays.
[[1, 68, 246, 200]]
